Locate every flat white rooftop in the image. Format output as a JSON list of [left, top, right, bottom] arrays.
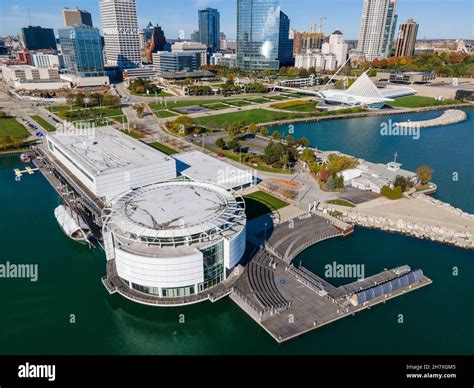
[[48, 126, 172, 176], [173, 151, 253, 189]]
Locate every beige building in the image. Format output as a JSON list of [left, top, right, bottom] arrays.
[[62, 8, 93, 27], [0, 65, 70, 90], [394, 18, 419, 57]]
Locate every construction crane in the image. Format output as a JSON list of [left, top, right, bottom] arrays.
[[319, 17, 327, 35]]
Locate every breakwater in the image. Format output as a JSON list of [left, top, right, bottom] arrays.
[[395, 109, 467, 129]]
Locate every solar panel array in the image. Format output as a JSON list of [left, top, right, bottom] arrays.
[[353, 269, 424, 305]]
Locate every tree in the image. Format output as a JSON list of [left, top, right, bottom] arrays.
[[102, 93, 121, 107], [65, 92, 75, 106], [298, 137, 310, 147], [272, 130, 281, 141], [89, 92, 103, 107], [248, 123, 258, 134], [74, 93, 85, 107], [215, 138, 226, 149], [319, 168, 331, 182], [227, 121, 243, 138], [226, 139, 240, 153], [134, 104, 145, 118], [394, 175, 413, 192], [263, 142, 287, 166], [0, 110, 6, 118], [285, 134, 295, 144], [416, 166, 433, 185], [260, 127, 269, 136], [300, 149, 315, 162]]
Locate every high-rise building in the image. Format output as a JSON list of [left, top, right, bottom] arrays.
[[394, 18, 419, 57], [278, 11, 294, 67], [99, 0, 141, 69], [145, 25, 167, 63], [357, 0, 398, 61], [143, 21, 155, 41], [198, 8, 220, 52], [21, 26, 57, 51], [237, 0, 281, 70], [322, 30, 349, 67], [191, 31, 201, 43], [58, 25, 105, 78], [220, 32, 227, 50], [62, 8, 93, 27], [293, 31, 325, 55]]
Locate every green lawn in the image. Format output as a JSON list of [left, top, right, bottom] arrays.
[[30, 115, 56, 132], [154, 110, 178, 119], [149, 99, 223, 110], [248, 98, 272, 104], [266, 95, 290, 101], [122, 129, 145, 139], [387, 96, 458, 108], [50, 106, 125, 122], [202, 103, 231, 110], [272, 101, 319, 113], [193, 109, 309, 128], [326, 199, 356, 208], [244, 190, 289, 220], [148, 142, 179, 155], [226, 100, 254, 107], [132, 91, 173, 97], [0, 118, 30, 140]]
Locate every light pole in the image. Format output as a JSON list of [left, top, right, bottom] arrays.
[[264, 222, 267, 243]]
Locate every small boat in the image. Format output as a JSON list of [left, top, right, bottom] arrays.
[[20, 153, 32, 163], [54, 205, 91, 243]]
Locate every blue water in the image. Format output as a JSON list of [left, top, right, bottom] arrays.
[[271, 108, 474, 213]]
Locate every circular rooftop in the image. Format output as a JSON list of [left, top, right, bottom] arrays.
[[103, 180, 246, 247]]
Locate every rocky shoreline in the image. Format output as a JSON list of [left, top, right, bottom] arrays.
[[338, 198, 474, 250], [396, 109, 467, 129]]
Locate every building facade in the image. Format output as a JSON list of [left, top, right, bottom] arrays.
[[198, 8, 220, 53], [295, 52, 337, 71], [62, 8, 93, 27], [153, 51, 201, 73], [322, 30, 349, 67], [172, 41, 208, 66], [30, 51, 63, 68], [293, 31, 325, 55], [58, 25, 106, 78], [145, 25, 167, 63], [357, 0, 398, 61], [99, 0, 141, 69], [237, 0, 281, 70], [278, 11, 294, 66], [21, 26, 57, 51], [394, 18, 419, 57]]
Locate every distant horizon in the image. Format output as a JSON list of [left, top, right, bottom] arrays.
[[0, 0, 473, 40]]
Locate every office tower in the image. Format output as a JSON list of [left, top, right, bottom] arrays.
[[58, 25, 105, 77], [152, 51, 201, 73], [293, 32, 325, 55], [237, 0, 281, 70], [394, 18, 419, 57], [220, 32, 227, 50], [21, 26, 57, 50], [62, 8, 93, 27], [191, 31, 201, 43], [145, 25, 167, 63], [322, 30, 349, 67], [357, 0, 398, 60], [198, 8, 220, 52], [99, 0, 141, 69], [278, 11, 294, 66], [172, 41, 208, 66], [143, 21, 155, 41]]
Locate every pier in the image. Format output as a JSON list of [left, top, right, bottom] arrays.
[[230, 213, 431, 343]]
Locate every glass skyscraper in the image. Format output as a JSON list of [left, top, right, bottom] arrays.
[[21, 26, 57, 51], [237, 0, 281, 71], [278, 11, 294, 67], [198, 8, 220, 53], [58, 25, 105, 78]]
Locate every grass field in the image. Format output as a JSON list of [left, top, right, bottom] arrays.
[[227, 100, 253, 107], [244, 190, 289, 220], [202, 103, 231, 110], [0, 118, 30, 140], [122, 130, 145, 139], [248, 98, 272, 104], [148, 142, 179, 155], [271, 100, 319, 113], [193, 109, 308, 128], [50, 106, 126, 124], [326, 199, 356, 208], [387, 96, 458, 108], [30, 115, 56, 132], [154, 110, 178, 119], [132, 91, 173, 97]]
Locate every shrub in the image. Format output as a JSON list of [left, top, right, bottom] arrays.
[[381, 186, 403, 200]]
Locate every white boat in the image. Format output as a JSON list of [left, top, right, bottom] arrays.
[[54, 205, 91, 243]]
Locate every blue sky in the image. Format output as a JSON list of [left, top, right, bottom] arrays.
[[1, 0, 473, 39]]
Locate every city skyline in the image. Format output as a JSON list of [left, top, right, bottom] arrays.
[[1, 0, 473, 40]]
